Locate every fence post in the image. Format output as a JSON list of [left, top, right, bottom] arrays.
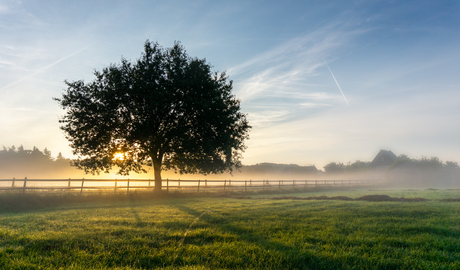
[[250, 179, 252, 186], [167, 178, 169, 193], [23, 177, 27, 193], [197, 179, 200, 193], [68, 178, 71, 188], [224, 179, 226, 191], [245, 180, 247, 192], [12, 177, 15, 188], [80, 178, 84, 194], [127, 179, 130, 194]]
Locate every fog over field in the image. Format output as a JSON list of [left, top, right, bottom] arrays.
[[1, 146, 458, 190]]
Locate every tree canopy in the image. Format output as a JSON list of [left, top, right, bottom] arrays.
[[55, 41, 251, 191]]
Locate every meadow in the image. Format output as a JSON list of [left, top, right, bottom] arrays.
[[0, 188, 459, 269]]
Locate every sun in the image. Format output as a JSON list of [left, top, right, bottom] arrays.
[[113, 152, 125, 161]]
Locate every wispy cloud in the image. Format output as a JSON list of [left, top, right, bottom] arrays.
[[0, 46, 91, 91], [0, 3, 9, 14], [229, 21, 368, 128]]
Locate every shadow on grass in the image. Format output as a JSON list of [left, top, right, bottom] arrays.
[[0, 191, 194, 213], [172, 204, 345, 269]]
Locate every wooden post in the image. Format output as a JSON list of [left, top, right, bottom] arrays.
[[80, 178, 84, 194], [167, 178, 169, 193], [23, 177, 27, 193], [68, 178, 71, 188], [197, 179, 200, 193], [224, 179, 226, 191], [245, 180, 247, 192], [127, 179, 130, 194], [250, 179, 252, 186], [12, 178, 15, 188]]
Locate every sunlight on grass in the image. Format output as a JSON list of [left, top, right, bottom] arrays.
[[0, 189, 459, 269]]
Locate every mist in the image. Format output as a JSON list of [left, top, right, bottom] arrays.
[[1, 146, 459, 189]]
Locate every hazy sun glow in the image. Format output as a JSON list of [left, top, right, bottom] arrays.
[[113, 152, 125, 161]]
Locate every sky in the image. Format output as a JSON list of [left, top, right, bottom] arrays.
[[1, 0, 459, 170]]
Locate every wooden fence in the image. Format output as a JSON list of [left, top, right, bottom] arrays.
[[0, 178, 384, 194]]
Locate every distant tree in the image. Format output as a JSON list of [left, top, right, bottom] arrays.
[[324, 162, 345, 174], [56, 152, 66, 160], [418, 156, 443, 170], [444, 161, 459, 168], [55, 41, 251, 191], [43, 148, 52, 159], [344, 160, 369, 173], [388, 154, 412, 169]]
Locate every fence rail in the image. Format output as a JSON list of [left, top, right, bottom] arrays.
[[0, 178, 384, 194]]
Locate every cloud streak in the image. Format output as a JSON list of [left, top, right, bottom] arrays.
[[229, 21, 367, 128], [0, 46, 90, 91], [323, 60, 349, 106]]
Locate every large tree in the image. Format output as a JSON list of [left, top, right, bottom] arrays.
[[55, 41, 251, 191]]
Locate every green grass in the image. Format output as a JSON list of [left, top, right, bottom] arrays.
[[1, 189, 460, 269]]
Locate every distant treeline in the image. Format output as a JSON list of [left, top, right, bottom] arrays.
[[2, 146, 458, 186], [324, 155, 460, 188], [387, 155, 459, 188], [324, 155, 458, 174], [0, 146, 75, 179], [0, 146, 320, 180]]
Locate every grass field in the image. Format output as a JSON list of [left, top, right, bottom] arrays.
[[1, 188, 459, 269]]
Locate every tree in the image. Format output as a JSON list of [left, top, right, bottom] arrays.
[[344, 160, 369, 173], [324, 162, 345, 174], [444, 161, 459, 169], [55, 41, 251, 192]]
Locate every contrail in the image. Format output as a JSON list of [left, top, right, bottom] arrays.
[[0, 45, 91, 91], [323, 59, 349, 106]]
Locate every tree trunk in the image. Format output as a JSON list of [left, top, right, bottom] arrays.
[[154, 161, 162, 192]]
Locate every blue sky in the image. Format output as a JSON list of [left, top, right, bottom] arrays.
[[1, 0, 459, 170]]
